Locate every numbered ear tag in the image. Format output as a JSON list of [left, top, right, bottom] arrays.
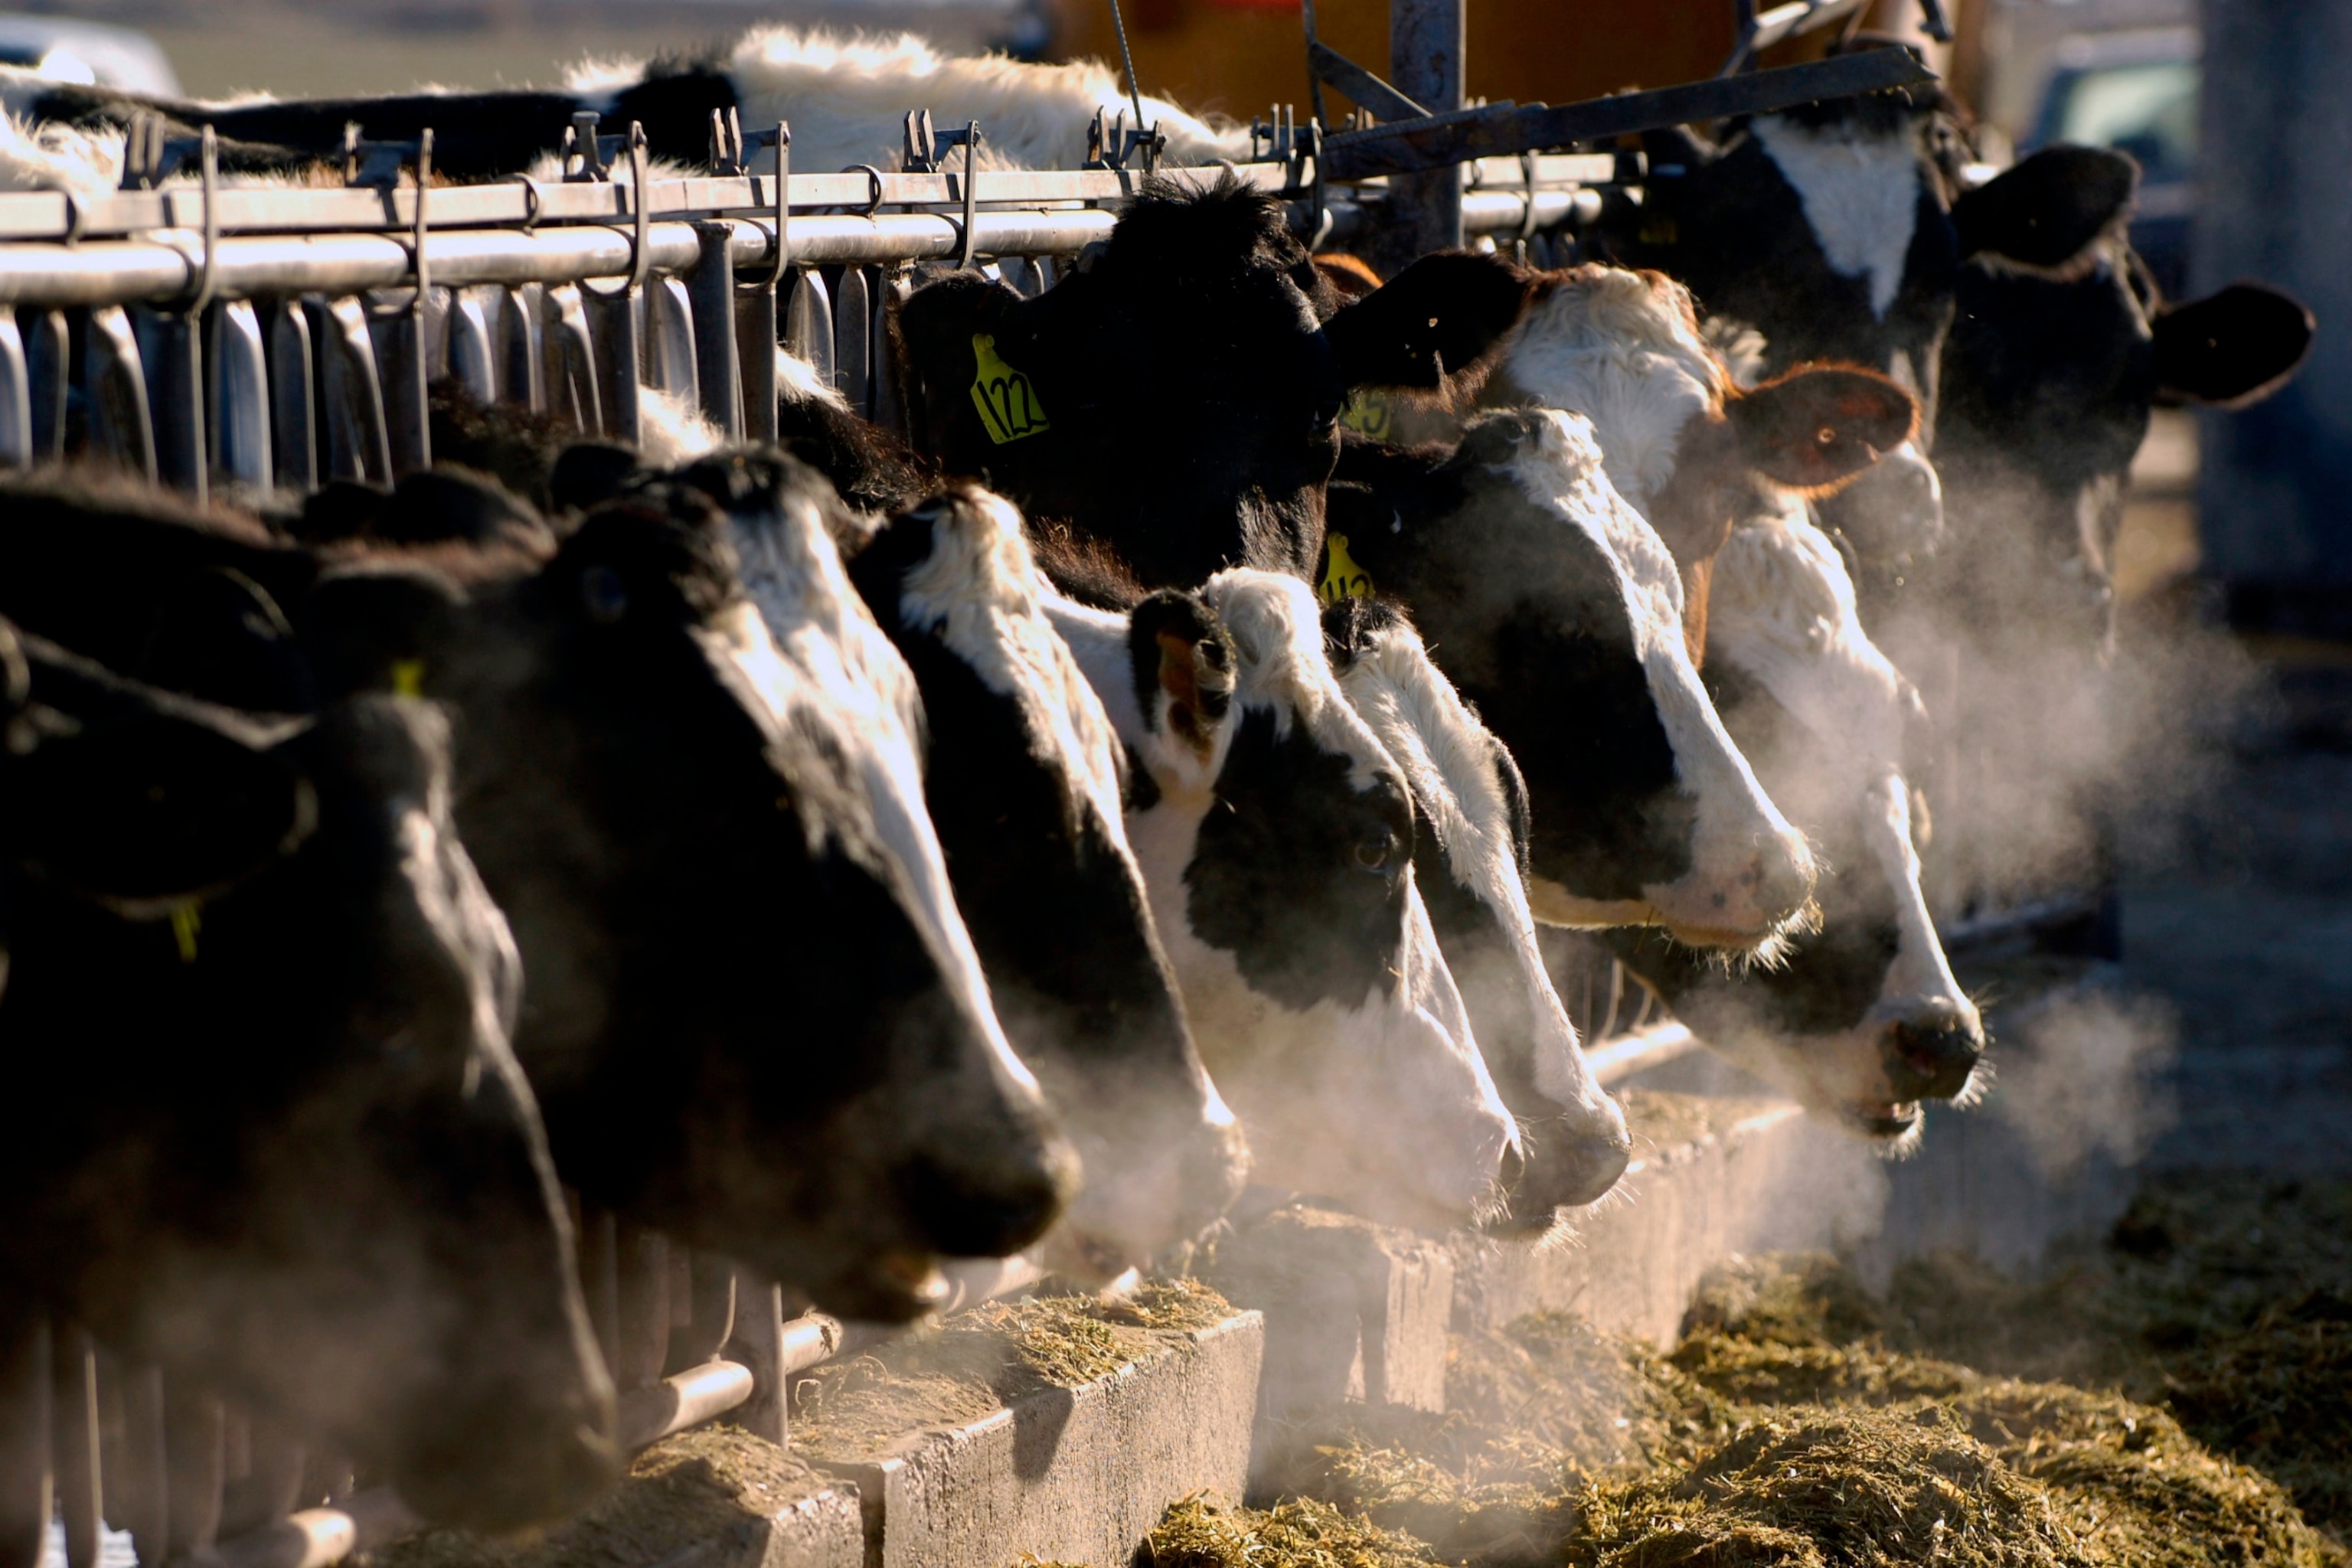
[[390, 658, 426, 698], [1338, 390, 1393, 440], [170, 902, 202, 965], [970, 333, 1050, 445], [1318, 533, 1374, 607]]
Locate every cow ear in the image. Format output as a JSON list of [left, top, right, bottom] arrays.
[[550, 440, 649, 514], [1326, 250, 1529, 392], [2152, 283, 2314, 409], [1953, 145, 2138, 266], [1129, 590, 1233, 758], [6, 712, 313, 912], [305, 564, 469, 702], [1729, 368, 1919, 490]]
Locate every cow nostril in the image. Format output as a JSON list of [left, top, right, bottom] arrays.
[[1496, 1138, 1527, 1197], [1886, 1017, 1984, 1099]]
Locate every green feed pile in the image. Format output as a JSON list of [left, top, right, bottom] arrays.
[[1146, 1173, 2350, 1568]]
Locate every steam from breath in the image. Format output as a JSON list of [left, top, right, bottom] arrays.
[[1991, 985, 2180, 1181]]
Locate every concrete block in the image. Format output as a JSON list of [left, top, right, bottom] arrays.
[[816, 1311, 1262, 1568], [1206, 1207, 1455, 1423]]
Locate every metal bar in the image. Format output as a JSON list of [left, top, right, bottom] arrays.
[[212, 299, 273, 490], [220, 1422, 305, 1542], [1322, 48, 1939, 180], [833, 264, 872, 418], [501, 284, 544, 414], [617, 1225, 672, 1393], [54, 1330, 100, 1568], [691, 223, 743, 440], [119, 1367, 167, 1568], [590, 289, 642, 446], [0, 212, 1129, 310], [0, 1315, 51, 1568], [1308, 39, 1429, 122], [0, 310, 27, 466], [86, 305, 158, 482], [266, 299, 316, 492], [139, 305, 206, 500], [871, 269, 913, 437], [1585, 1020, 1700, 1087], [446, 289, 495, 404], [1385, 0, 1465, 263], [722, 1273, 788, 1446], [25, 309, 63, 461], [581, 1209, 622, 1387], [541, 283, 599, 434], [672, 1252, 737, 1374], [784, 269, 834, 394], [313, 297, 390, 485], [617, 1360, 754, 1452], [645, 275, 698, 399], [204, 1487, 421, 1568], [164, 1387, 224, 1560], [735, 289, 777, 443]]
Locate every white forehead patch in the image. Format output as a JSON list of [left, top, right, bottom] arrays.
[[1198, 569, 1398, 792], [1491, 269, 1726, 512], [1500, 408, 1688, 649], [1750, 113, 1925, 320], [896, 489, 1131, 848]]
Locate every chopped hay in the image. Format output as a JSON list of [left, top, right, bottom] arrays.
[[1617, 1091, 1792, 1160], [1141, 1494, 1440, 1568], [789, 1279, 1237, 1462], [371, 1423, 833, 1568]]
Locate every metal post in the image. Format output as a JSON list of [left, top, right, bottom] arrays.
[[1383, 0, 1464, 269], [265, 299, 316, 493], [691, 222, 743, 440], [0, 311, 28, 467], [54, 1330, 100, 1568]]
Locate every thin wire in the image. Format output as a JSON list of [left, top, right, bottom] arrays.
[[1104, 0, 1148, 135]]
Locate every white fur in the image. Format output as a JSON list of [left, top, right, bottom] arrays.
[[1748, 113, 1925, 321], [718, 475, 1038, 1102], [636, 386, 728, 467], [570, 27, 1253, 175], [1487, 268, 1727, 511], [776, 345, 847, 411], [0, 103, 122, 207], [1707, 498, 1977, 1056], [1498, 410, 1815, 942], [1052, 573, 1518, 1231], [1332, 612, 1615, 1126]]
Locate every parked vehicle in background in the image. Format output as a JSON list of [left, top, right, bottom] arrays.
[[0, 14, 178, 95], [2025, 25, 2197, 296]]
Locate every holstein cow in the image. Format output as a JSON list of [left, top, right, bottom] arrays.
[[1044, 574, 1523, 1233], [1603, 68, 1966, 570], [1, 635, 618, 1534], [1320, 596, 1631, 1225], [1934, 144, 2314, 655], [1326, 408, 1820, 953], [1602, 499, 1984, 1144], [0, 25, 1251, 182], [684, 456, 1251, 1278], [0, 470, 1076, 1323], [897, 172, 1531, 589]]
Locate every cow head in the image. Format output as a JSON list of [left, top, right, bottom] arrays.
[[894, 172, 1529, 588], [1321, 596, 1631, 1228], [1606, 505, 1982, 1144], [0, 648, 619, 1530], [314, 462, 1077, 1324], [1936, 144, 2314, 653], [1047, 577, 1521, 1233], [1330, 408, 1818, 954], [1477, 263, 1917, 654], [843, 484, 1249, 1281]]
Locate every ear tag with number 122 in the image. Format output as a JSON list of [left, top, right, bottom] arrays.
[[971, 333, 1050, 445]]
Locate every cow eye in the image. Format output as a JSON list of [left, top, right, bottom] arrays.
[[1816, 426, 1837, 446], [1312, 397, 1342, 436], [580, 565, 629, 624], [1355, 827, 1400, 874]]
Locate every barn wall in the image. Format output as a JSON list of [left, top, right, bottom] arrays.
[[2198, 0, 2352, 626]]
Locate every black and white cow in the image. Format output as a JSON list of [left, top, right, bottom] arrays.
[[1602, 498, 1984, 1143], [1603, 69, 1967, 569], [1320, 596, 1632, 1223], [897, 173, 1530, 590], [0, 26, 1252, 183], [1, 635, 618, 1532], [738, 468, 1252, 1279], [1045, 574, 1523, 1233], [1327, 408, 1819, 952], [1934, 144, 2314, 654], [0, 469, 1077, 1324]]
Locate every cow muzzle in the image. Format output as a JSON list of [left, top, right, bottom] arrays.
[[1881, 1001, 1986, 1103]]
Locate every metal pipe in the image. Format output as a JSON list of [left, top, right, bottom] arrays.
[[616, 1360, 756, 1452], [1386, 0, 1465, 265], [204, 1486, 422, 1568]]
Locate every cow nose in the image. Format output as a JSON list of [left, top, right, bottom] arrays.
[[1173, 1109, 1253, 1240], [1883, 1007, 1985, 1101], [1479, 1110, 1632, 1236], [897, 1145, 1074, 1260], [1750, 843, 1816, 925]]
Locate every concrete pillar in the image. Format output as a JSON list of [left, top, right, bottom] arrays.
[[1380, 0, 1463, 270], [2197, 0, 2352, 632]]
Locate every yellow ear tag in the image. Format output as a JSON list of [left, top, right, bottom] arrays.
[[170, 902, 202, 965], [1318, 533, 1374, 607], [1338, 390, 1393, 440], [969, 333, 1050, 445], [390, 658, 426, 698]]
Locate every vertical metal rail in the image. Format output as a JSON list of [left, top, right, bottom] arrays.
[[1385, 0, 1465, 266], [691, 222, 744, 440], [0, 310, 28, 467]]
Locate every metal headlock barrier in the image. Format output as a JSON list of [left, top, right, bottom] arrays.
[[0, 14, 1963, 1566]]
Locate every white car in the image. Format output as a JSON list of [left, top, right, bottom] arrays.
[[0, 15, 177, 96]]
